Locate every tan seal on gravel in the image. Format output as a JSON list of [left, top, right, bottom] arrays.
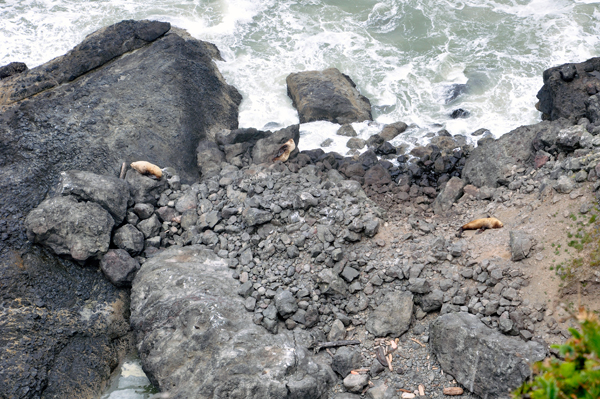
[[130, 161, 162, 179], [272, 138, 295, 162], [457, 217, 503, 237]]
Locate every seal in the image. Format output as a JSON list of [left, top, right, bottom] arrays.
[[130, 161, 162, 179], [272, 138, 295, 162], [457, 217, 503, 237]]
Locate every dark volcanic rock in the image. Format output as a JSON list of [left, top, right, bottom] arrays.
[[286, 68, 372, 124], [366, 291, 413, 337], [25, 196, 114, 261], [0, 20, 170, 105], [131, 246, 335, 398], [100, 249, 141, 287], [0, 61, 28, 80], [196, 140, 225, 179], [56, 170, 130, 224], [0, 246, 131, 399], [430, 312, 545, 399], [125, 170, 168, 206], [0, 20, 241, 251], [536, 57, 600, 121], [113, 224, 145, 256]]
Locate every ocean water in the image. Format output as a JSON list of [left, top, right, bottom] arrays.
[[2, 0, 600, 155]]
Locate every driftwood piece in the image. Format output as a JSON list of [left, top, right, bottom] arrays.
[[309, 339, 361, 353]]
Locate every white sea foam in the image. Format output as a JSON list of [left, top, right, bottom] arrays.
[[1, 0, 599, 154]]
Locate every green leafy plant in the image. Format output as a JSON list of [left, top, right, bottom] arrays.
[[513, 308, 600, 399]]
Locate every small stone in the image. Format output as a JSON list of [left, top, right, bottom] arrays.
[[328, 319, 346, 341], [343, 373, 369, 393]]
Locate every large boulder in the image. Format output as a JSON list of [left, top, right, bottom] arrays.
[[286, 68, 372, 124], [25, 196, 114, 261], [462, 120, 568, 187], [365, 291, 413, 337], [131, 245, 335, 398], [0, 246, 131, 399], [56, 170, 130, 224], [430, 312, 545, 399], [536, 57, 600, 122]]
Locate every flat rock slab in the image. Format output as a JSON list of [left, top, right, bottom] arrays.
[[286, 68, 372, 124], [131, 245, 334, 398], [430, 312, 545, 399]]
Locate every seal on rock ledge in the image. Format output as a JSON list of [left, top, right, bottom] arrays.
[[457, 217, 503, 237], [272, 138, 296, 162]]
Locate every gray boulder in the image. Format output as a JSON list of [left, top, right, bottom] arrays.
[[100, 249, 140, 287], [331, 347, 362, 377], [463, 121, 567, 187], [25, 196, 114, 261], [57, 170, 130, 224], [242, 207, 273, 226], [125, 170, 168, 206], [430, 312, 545, 399], [112, 224, 145, 256], [131, 246, 335, 398], [275, 290, 299, 319], [286, 68, 372, 124], [509, 231, 535, 261], [432, 176, 466, 214], [366, 291, 413, 337], [196, 140, 225, 179], [379, 121, 408, 141]]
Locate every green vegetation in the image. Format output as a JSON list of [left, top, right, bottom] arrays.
[[513, 308, 600, 399]]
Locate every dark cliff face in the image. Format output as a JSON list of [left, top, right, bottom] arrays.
[[0, 19, 241, 398], [536, 57, 600, 122]]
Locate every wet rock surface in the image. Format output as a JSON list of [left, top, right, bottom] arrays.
[[286, 68, 372, 124]]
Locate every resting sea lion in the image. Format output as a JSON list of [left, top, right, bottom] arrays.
[[457, 217, 503, 237], [130, 161, 162, 179], [272, 139, 295, 162]]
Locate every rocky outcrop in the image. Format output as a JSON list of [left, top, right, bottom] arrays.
[[0, 19, 241, 252], [462, 120, 572, 187], [0, 246, 131, 399], [536, 57, 600, 122], [286, 68, 372, 124], [0, 19, 241, 398], [131, 245, 335, 399], [430, 312, 545, 399]]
